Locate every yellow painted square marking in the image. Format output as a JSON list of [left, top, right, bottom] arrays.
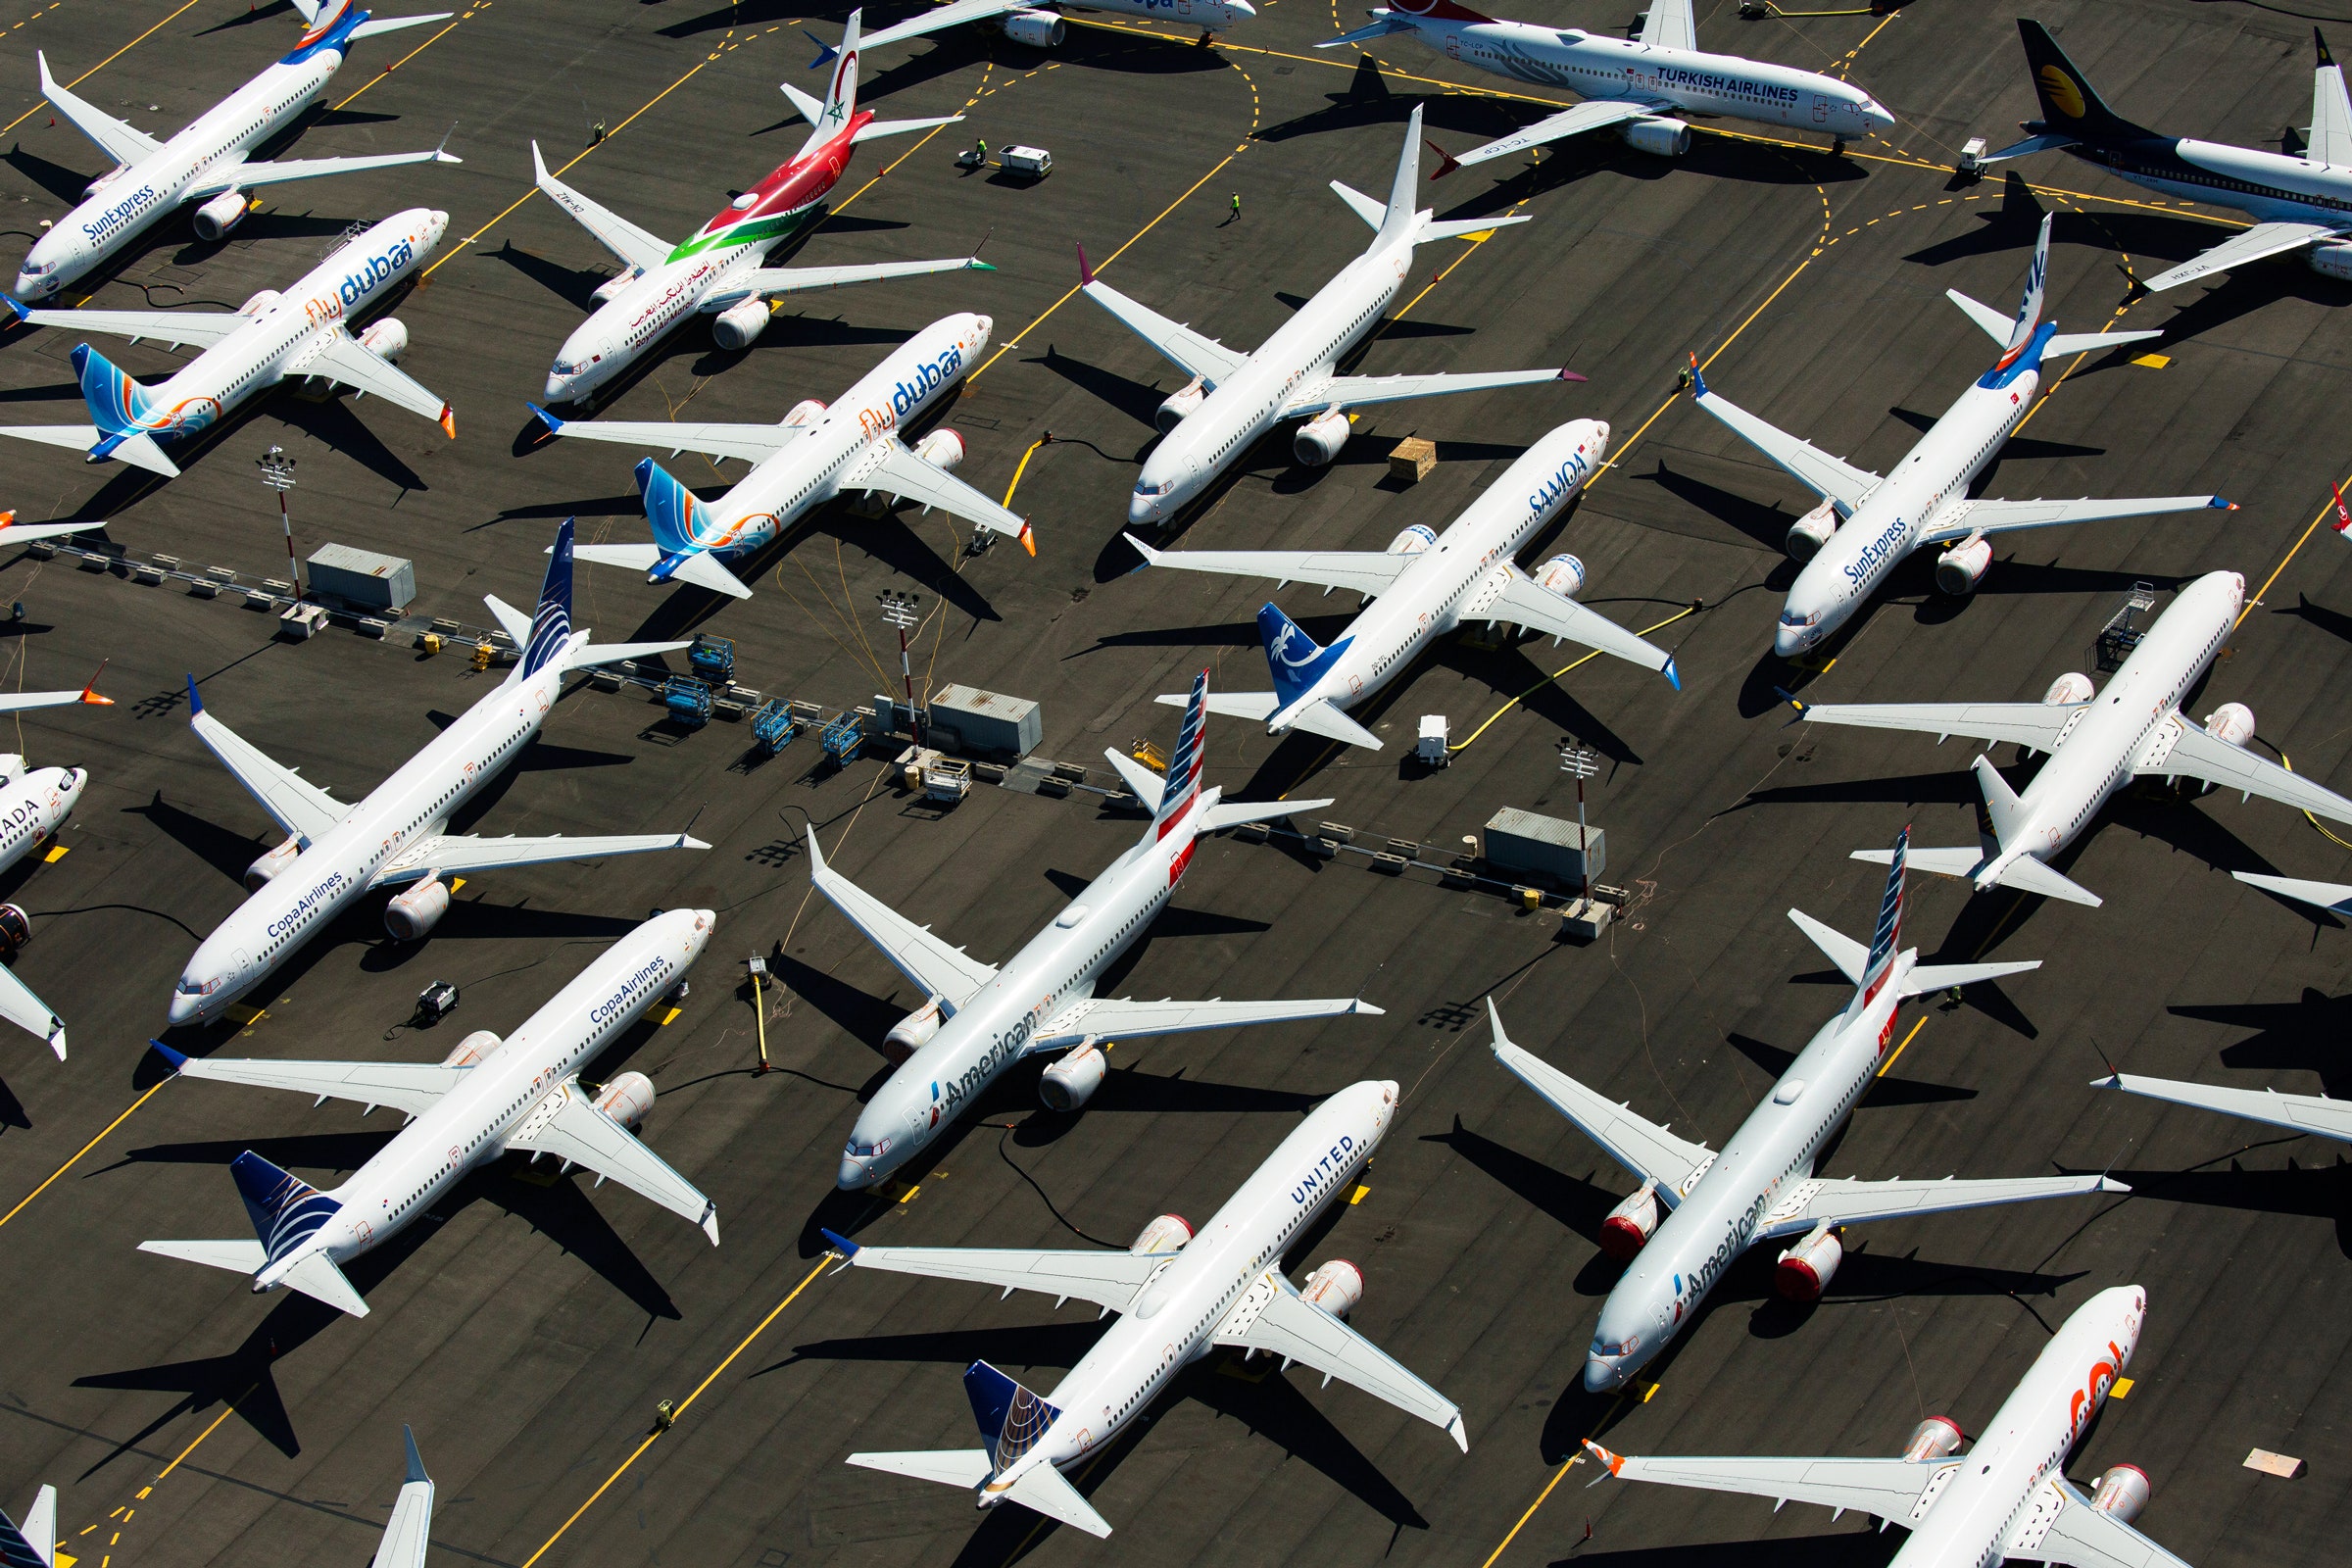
[[659, 1007, 681, 1026], [2131, 354, 2170, 369], [42, 844, 67, 862], [56, 1552, 74, 1568], [1348, 1184, 1371, 1205], [2110, 1376, 2133, 1398]]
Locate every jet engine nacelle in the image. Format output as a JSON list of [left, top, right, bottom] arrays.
[[914, 428, 965, 471], [884, 996, 945, 1061], [359, 318, 410, 364], [1039, 1039, 1106, 1111], [2042, 671, 2094, 706], [1300, 1258, 1365, 1318], [1901, 1415, 1964, 1461], [2310, 241, 2352, 281], [238, 288, 282, 318], [2203, 702, 2255, 748], [244, 835, 302, 891], [1787, 499, 1839, 562], [1597, 1183, 1659, 1260], [1933, 534, 1992, 596], [997, 7, 1067, 46], [784, 397, 829, 427], [192, 190, 251, 242], [1387, 524, 1436, 556], [593, 267, 644, 304], [0, 904, 31, 957], [1128, 1212, 1193, 1254], [1773, 1224, 1842, 1300], [83, 165, 129, 200], [1620, 116, 1691, 157], [441, 1029, 503, 1067], [594, 1070, 658, 1130], [710, 297, 772, 351], [2089, 1465, 2150, 1523], [1156, 378, 1207, 431], [384, 876, 452, 941], [1536, 554, 1587, 599], [1293, 409, 1351, 466]]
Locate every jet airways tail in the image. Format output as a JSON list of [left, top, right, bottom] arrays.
[[2017, 20, 2157, 145], [0, 1483, 56, 1568]]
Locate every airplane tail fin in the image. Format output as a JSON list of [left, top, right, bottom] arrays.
[[1972, 755, 2028, 847], [2017, 20, 2156, 142], [2007, 212, 2053, 349], [1857, 825, 1908, 1001], [518, 518, 578, 678], [73, 342, 163, 439], [1257, 603, 1352, 709], [1377, 105, 1427, 246], [806, 8, 862, 150], [291, 0, 355, 48], [1150, 668, 1210, 841], [634, 458, 707, 558], [0, 1485, 56, 1568], [229, 1150, 341, 1267], [965, 1360, 1063, 1472]]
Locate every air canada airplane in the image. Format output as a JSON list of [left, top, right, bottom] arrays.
[[0, 659, 117, 1057]]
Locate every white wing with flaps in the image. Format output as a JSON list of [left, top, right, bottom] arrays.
[[2138, 220, 2340, 292], [1754, 1172, 2123, 1242], [2011, 1476, 2196, 1568], [1446, 99, 1649, 172], [863, 440, 1031, 541], [166, 1052, 466, 1116], [189, 701, 351, 844], [1080, 277, 1250, 386], [833, 1234, 1167, 1313], [534, 406, 802, 465], [297, 334, 454, 426], [805, 828, 1000, 1007], [2132, 714, 2352, 826], [1587, 1441, 1949, 1522], [2100, 1070, 2352, 1144], [11, 306, 246, 351], [1212, 1267, 1466, 1447], [1031, 995, 1380, 1052], [531, 141, 670, 272], [1918, 494, 2226, 546], [733, 256, 991, 299], [1801, 698, 2085, 753], [1479, 570, 1677, 676], [1638, 0, 1696, 50], [1277, 367, 1564, 419], [1125, 533, 1416, 600], [188, 147, 459, 201], [1490, 1003, 1710, 1198], [37, 51, 161, 167], [505, 1084, 717, 1242], [367, 830, 706, 889], [1690, 379, 1880, 511]]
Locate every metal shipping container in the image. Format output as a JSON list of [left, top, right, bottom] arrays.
[[927, 684, 1042, 760], [1483, 807, 1603, 886], [307, 543, 416, 613]]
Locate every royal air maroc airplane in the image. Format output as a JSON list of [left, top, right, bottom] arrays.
[[0, 659, 118, 1057], [1324, 0, 1890, 176], [828, 0, 1255, 61]]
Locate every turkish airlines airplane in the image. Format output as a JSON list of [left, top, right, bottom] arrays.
[[824, 1080, 1460, 1537]]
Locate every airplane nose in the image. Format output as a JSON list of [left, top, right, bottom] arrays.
[[1128, 492, 1160, 527], [543, 371, 570, 403], [1774, 625, 1804, 659], [1226, 0, 1255, 14], [1584, 1356, 1627, 1394], [974, 314, 992, 335], [166, 989, 206, 1028], [836, 1156, 873, 1191]]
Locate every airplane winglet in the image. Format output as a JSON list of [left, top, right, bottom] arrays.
[[2209, 495, 2236, 510], [1685, 352, 1705, 397], [403, 1424, 429, 1485], [528, 401, 565, 434], [437, 404, 457, 440], [183, 672, 202, 717], [0, 294, 24, 327], [701, 1200, 720, 1247], [1018, 520, 1037, 558], [1661, 655, 1680, 691], [1076, 243, 1095, 286], [1555, 367, 1586, 383], [2321, 25, 2336, 69], [805, 28, 840, 68], [1425, 138, 1460, 180], [80, 659, 113, 705], [1582, 1439, 1626, 1476], [821, 1225, 860, 1257], [149, 1039, 188, 1071]]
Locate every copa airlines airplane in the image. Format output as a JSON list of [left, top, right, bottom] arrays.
[[1493, 832, 2119, 1394], [823, 1079, 1461, 1538], [12, 0, 457, 301], [1325, 0, 1890, 175], [808, 672, 1378, 1191], [1985, 22, 2352, 295], [144, 907, 718, 1317], [1693, 215, 2227, 660], [1797, 571, 2352, 908], [0, 662, 119, 1058], [167, 519, 706, 1029], [1126, 419, 1674, 750], [833, 0, 1254, 60], [534, 12, 990, 408], [1586, 1286, 2189, 1568], [1, 209, 455, 479], [531, 313, 1030, 598], [1095, 106, 1570, 528]]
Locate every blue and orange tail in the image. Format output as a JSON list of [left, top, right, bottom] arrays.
[[282, 0, 365, 63], [73, 343, 162, 438], [964, 1360, 1061, 1473], [1153, 669, 1210, 839], [634, 458, 707, 558], [520, 518, 576, 677], [229, 1151, 339, 1268], [1259, 603, 1352, 709], [1859, 825, 1909, 1003]]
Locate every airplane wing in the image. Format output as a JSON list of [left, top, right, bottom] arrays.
[[733, 256, 993, 299], [2234, 869, 2352, 913], [1919, 494, 2229, 546], [2138, 220, 2341, 293], [2316, 44, 2352, 167], [187, 683, 351, 844], [1800, 698, 2085, 753], [157, 1045, 466, 1117], [0, 962, 66, 1059], [1479, 570, 1679, 678], [188, 147, 460, 201], [532, 403, 802, 465], [370, 1430, 435, 1568], [805, 826, 1001, 1007], [299, 334, 455, 428], [506, 1085, 718, 1242], [2099, 1070, 2352, 1143], [1586, 1441, 1947, 1523], [1277, 367, 1568, 419], [1031, 994, 1381, 1051], [36, 51, 162, 167], [367, 830, 707, 888], [1080, 274, 1250, 386], [1754, 1172, 2122, 1242], [2133, 715, 2352, 824], [1489, 1003, 1712, 1200], [1690, 372, 1880, 511], [531, 141, 671, 273], [864, 439, 1034, 543], [825, 1229, 1168, 1314], [2021, 1476, 2196, 1568], [8, 305, 246, 351], [855, 0, 1022, 52], [1212, 1268, 1467, 1448], [0, 678, 112, 714], [1445, 99, 1650, 172], [1124, 532, 1417, 600], [1638, 0, 1696, 51]]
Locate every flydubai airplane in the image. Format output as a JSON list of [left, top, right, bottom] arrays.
[[13, 0, 457, 301], [829, 0, 1254, 61], [167, 519, 706, 1028], [808, 671, 1378, 1191], [144, 907, 719, 1317], [1095, 106, 1571, 527], [1, 209, 454, 479], [1692, 214, 2228, 660], [1324, 0, 1891, 176], [0, 659, 119, 1058], [1493, 832, 2120, 1393], [1984, 21, 2352, 295], [534, 12, 992, 408], [823, 1079, 1461, 1537], [1796, 571, 2352, 908], [531, 313, 1030, 599], [1126, 418, 1674, 751], [1585, 1287, 2190, 1568]]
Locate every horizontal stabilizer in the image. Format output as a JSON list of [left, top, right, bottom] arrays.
[[855, 113, 965, 142], [1200, 795, 1330, 834], [1004, 1461, 1113, 1538], [2041, 328, 2161, 359], [561, 637, 695, 672], [1787, 908, 1865, 985], [660, 549, 755, 599], [1420, 215, 1529, 244], [348, 11, 453, 39], [1280, 697, 1381, 750], [1945, 287, 2013, 345], [0, 424, 106, 462], [1903, 957, 2040, 994], [846, 1448, 995, 1487], [138, 1238, 268, 1273], [1330, 179, 1385, 229], [571, 542, 664, 573], [2234, 870, 2352, 913], [1101, 747, 1163, 812], [779, 80, 826, 124], [1851, 843, 2101, 906], [1153, 690, 1279, 721], [282, 1250, 370, 1316], [481, 593, 534, 650]]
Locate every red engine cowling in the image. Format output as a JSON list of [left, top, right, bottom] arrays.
[[1598, 1184, 1660, 1261], [441, 1029, 503, 1067], [1300, 1259, 1365, 1318], [1129, 1212, 1193, 1255], [1774, 1225, 1843, 1300], [2089, 1464, 2150, 1523], [2043, 671, 2093, 705], [595, 1070, 657, 1130], [1901, 1415, 1964, 1461], [884, 997, 944, 1061], [2202, 702, 2255, 748], [1039, 1040, 1106, 1111]]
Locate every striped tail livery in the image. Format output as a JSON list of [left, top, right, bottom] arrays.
[[1859, 824, 1909, 1005], [1154, 668, 1210, 839], [231, 1150, 342, 1268], [521, 517, 577, 677], [634, 458, 712, 563]]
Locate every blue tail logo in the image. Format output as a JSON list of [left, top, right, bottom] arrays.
[[230, 1151, 340, 1268], [964, 1360, 1061, 1472], [74, 343, 165, 437], [634, 458, 710, 557], [521, 518, 575, 677], [1859, 824, 1908, 1005], [1259, 604, 1352, 708]]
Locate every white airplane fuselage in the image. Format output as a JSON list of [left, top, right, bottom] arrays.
[[0, 764, 85, 879], [2078, 134, 2352, 230]]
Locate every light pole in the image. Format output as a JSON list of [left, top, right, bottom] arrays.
[[257, 446, 300, 607], [1558, 740, 1598, 899], [877, 589, 922, 746]]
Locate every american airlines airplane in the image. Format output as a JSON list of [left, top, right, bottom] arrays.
[[0, 662, 120, 1058], [830, 0, 1254, 60], [144, 908, 719, 1318], [534, 12, 990, 408], [1984, 21, 2352, 295], [1, 209, 455, 479], [808, 671, 1378, 1191], [1798, 571, 2352, 908], [1493, 832, 2120, 1393], [1692, 215, 2228, 660], [1585, 1287, 2189, 1568], [1126, 418, 1674, 750], [1324, 0, 1891, 175], [11, 0, 457, 301], [167, 519, 706, 1029], [823, 1080, 1461, 1538], [1095, 106, 1571, 528], [530, 313, 1031, 599]]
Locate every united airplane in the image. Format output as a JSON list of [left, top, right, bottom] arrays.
[[823, 1080, 1461, 1538], [0, 659, 119, 1058], [808, 671, 1378, 1191], [1694, 214, 2227, 660], [144, 907, 719, 1318], [1493, 833, 2119, 1393], [1126, 418, 1674, 750], [531, 313, 1030, 599], [829, 0, 1254, 60], [1797, 571, 2352, 908], [1, 209, 455, 479], [167, 518, 706, 1028], [1095, 106, 1571, 527], [13, 0, 457, 300], [1325, 0, 1890, 175]]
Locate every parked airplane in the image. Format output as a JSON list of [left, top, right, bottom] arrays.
[[1, 209, 454, 479], [531, 313, 1029, 598], [368, 1428, 437, 1568], [823, 1079, 1461, 1538], [1092, 106, 1570, 527], [2233, 866, 2352, 915], [1796, 572, 2352, 908], [144, 907, 718, 1317], [1585, 1286, 2187, 1568], [1984, 21, 2352, 295], [0, 1480, 55, 1568], [1126, 418, 1674, 750], [2099, 1055, 2352, 1152], [0, 662, 119, 1058], [534, 12, 991, 408], [1493, 831, 2120, 1393], [12, 0, 457, 301], [831, 0, 1254, 60], [167, 519, 706, 1029], [808, 671, 1378, 1191], [1691, 214, 2227, 659], [1325, 0, 1891, 175]]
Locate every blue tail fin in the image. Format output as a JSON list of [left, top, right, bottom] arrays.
[[634, 458, 707, 557], [1859, 825, 1909, 1003], [520, 518, 576, 677], [964, 1360, 1062, 1472], [1259, 603, 1352, 708], [73, 342, 162, 438], [229, 1151, 339, 1268]]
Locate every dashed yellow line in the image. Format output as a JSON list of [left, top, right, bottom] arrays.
[[329, 0, 490, 112]]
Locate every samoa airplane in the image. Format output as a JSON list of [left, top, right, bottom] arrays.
[[529, 313, 1030, 599], [1983, 21, 2352, 295], [1324, 0, 1890, 176], [143, 907, 719, 1318], [166, 519, 706, 1029], [1585, 1286, 2190, 1568], [826, 0, 1254, 62], [1493, 832, 2120, 1393], [1125, 418, 1675, 751], [808, 671, 1379, 1192], [535, 12, 992, 409], [1692, 214, 2228, 660], [1795, 571, 2352, 908], [823, 1079, 1461, 1537], [12, 0, 457, 301], [0, 659, 119, 1058], [1096, 106, 1572, 528], [0, 209, 455, 479]]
